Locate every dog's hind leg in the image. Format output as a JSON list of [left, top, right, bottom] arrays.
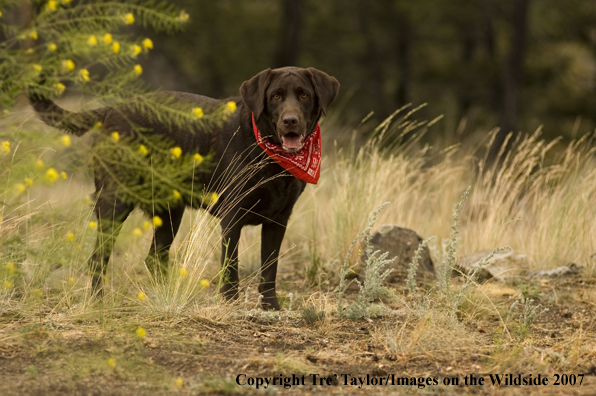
[[259, 221, 287, 311], [219, 217, 242, 301], [90, 198, 133, 295], [144, 205, 185, 280]]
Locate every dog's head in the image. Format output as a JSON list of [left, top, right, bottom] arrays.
[[241, 67, 339, 152]]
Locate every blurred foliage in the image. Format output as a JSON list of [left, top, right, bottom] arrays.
[[141, 0, 596, 142]]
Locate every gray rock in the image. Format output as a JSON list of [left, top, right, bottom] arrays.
[[360, 225, 434, 281], [454, 250, 530, 283], [528, 263, 582, 280]]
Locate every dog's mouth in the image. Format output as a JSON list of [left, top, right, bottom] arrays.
[[280, 132, 304, 152]]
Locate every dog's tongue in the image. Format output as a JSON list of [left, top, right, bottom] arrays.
[[281, 134, 303, 149]]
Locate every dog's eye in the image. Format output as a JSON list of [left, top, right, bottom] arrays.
[[300, 93, 309, 100], [272, 94, 281, 100]]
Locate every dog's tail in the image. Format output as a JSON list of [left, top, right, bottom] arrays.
[[28, 85, 106, 137]]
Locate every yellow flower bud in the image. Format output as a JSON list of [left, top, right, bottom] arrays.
[[48, 43, 57, 51], [142, 38, 154, 49], [137, 292, 146, 301], [29, 31, 38, 40], [55, 83, 66, 95], [226, 101, 237, 113], [136, 327, 146, 338], [193, 153, 203, 164], [61, 135, 71, 147], [47, 1, 57, 11], [111, 131, 120, 142], [178, 268, 188, 276], [108, 358, 116, 368], [2, 141, 10, 153], [138, 144, 148, 156], [133, 64, 142, 75], [35, 159, 44, 169], [171, 147, 182, 158], [112, 42, 120, 54], [33, 64, 42, 72], [88, 221, 97, 229], [62, 59, 75, 72], [45, 168, 59, 183], [24, 177, 34, 186], [132, 44, 142, 57], [79, 69, 90, 82], [172, 190, 181, 200], [87, 35, 97, 46], [66, 232, 75, 242], [192, 107, 203, 118], [152, 216, 163, 228], [15, 183, 26, 193], [133, 228, 143, 237], [124, 13, 134, 25], [6, 262, 16, 274], [200, 279, 209, 287], [60, 171, 67, 179]]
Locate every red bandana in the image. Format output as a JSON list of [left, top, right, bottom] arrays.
[[252, 114, 321, 184]]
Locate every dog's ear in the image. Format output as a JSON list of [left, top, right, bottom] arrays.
[[306, 68, 340, 115], [240, 69, 272, 120]]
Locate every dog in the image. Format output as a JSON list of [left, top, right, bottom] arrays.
[[29, 67, 339, 310]]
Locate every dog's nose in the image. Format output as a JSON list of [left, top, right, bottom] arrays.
[[282, 115, 299, 126]]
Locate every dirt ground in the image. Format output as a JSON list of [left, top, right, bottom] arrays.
[[1, 275, 596, 396]]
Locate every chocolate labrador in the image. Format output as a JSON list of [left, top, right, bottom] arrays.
[[29, 67, 339, 310]]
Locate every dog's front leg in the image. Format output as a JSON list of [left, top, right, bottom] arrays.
[[220, 220, 242, 301], [259, 221, 287, 311]]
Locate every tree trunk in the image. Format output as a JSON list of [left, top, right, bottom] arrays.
[[489, 0, 532, 165], [272, 0, 303, 68]]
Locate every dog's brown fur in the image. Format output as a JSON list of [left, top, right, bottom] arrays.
[[29, 67, 339, 310]]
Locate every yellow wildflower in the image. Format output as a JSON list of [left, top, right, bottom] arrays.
[[0, 11, 2, 18], [132, 44, 142, 57], [87, 35, 97, 46], [64, 0, 72, 3], [30, 31, 38, 40], [94, 121, 103, 129], [207, 192, 218, 205], [6, 262, 16, 274], [175, 378, 183, 389], [136, 327, 146, 338], [193, 153, 203, 164], [226, 101, 237, 113], [177, 11, 189, 22], [66, 232, 75, 242], [61, 171, 67, 179], [68, 277, 75, 284], [137, 292, 146, 301], [200, 279, 209, 288], [112, 42, 120, 54], [142, 38, 154, 49], [33, 288, 43, 298], [171, 146, 182, 158], [48, 43, 57, 51], [178, 268, 188, 277], [108, 358, 116, 368], [61, 135, 71, 147], [55, 83, 65, 95], [103, 33, 113, 44], [15, 183, 26, 193], [33, 64, 42, 72], [111, 131, 120, 142], [152, 216, 163, 228], [3, 281, 12, 289], [133, 228, 143, 237], [143, 220, 151, 230], [47, 1, 57, 11], [138, 144, 148, 156], [36, 159, 44, 169], [24, 177, 34, 186], [88, 221, 97, 229], [79, 68, 90, 82], [2, 141, 10, 153], [172, 189, 181, 200], [62, 59, 75, 72], [192, 107, 204, 118], [133, 64, 142, 75], [124, 13, 134, 25], [45, 168, 59, 183]]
